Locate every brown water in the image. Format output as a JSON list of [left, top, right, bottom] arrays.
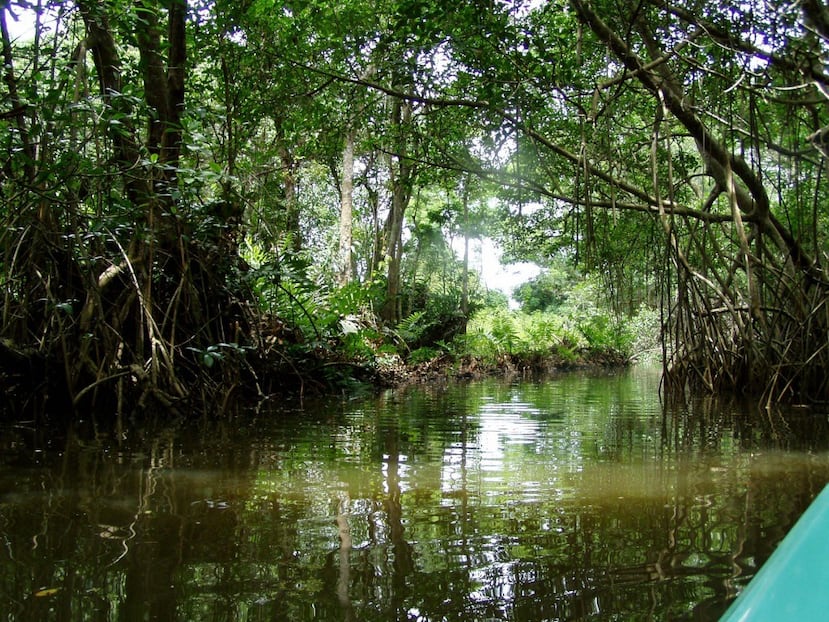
[[2, 367, 829, 621]]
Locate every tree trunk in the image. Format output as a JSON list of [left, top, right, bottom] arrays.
[[0, 8, 35, 182], [367, 180, 383, 280], [73, 0, 191, 405], [278, 143, 302, 252], [338, 128, 357, 286], [77, 0, 147, 205], [381, 97, 413, 324], [461, 176, 470, 319]]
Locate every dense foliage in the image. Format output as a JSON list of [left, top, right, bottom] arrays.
[[1, 0, 827, 415]]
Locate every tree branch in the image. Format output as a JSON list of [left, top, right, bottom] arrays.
[[570, 0, 825, 285]]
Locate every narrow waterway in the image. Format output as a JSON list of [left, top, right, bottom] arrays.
[[2, 367, 829, 620]]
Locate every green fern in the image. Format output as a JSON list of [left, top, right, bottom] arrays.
[[490, 312, 518, 354], [397, 311, 428, 342]]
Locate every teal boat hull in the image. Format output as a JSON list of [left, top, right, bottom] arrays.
[[720, 484, 829, 621]]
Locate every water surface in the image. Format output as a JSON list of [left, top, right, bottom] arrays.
[[2, 367, 829, 620]]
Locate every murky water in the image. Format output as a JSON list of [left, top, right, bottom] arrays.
[[2, 367, 829, 621]]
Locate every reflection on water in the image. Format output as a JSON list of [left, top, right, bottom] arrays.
[[2, 367, 829, 620]]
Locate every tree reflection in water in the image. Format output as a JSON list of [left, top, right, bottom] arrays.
[[1, 369, 829, 620]]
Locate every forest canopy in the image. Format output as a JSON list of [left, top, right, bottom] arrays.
[[1, 0, 828, 414]]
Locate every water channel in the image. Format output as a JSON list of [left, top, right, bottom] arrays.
[[2, 366, 829, 621]]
